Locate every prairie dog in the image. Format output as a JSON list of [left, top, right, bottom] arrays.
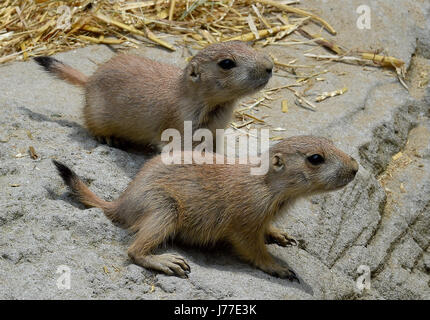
[[53, 136, 358, 280], [35, 41, 273, 149]]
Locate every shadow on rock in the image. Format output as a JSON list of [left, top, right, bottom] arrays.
[[45, 186, 87, 210], [19, 106, 157, 178], [157, 243, 313, 296], [19, 106, 96, 151]]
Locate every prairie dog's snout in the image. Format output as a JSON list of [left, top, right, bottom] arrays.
[[343, 156, 359, 183], [255, 51, 274, 78]]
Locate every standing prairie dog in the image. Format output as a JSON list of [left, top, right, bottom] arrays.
[[35, 41, 273, 149], [53, 136, 358, 281]]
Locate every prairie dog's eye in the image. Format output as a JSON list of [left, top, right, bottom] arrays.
[[307, 154, 325, 165], [218, 59, 236, 70]]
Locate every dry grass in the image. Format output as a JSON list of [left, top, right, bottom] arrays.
[[0, 0, 337, 63], [0, 0, 405, 67]]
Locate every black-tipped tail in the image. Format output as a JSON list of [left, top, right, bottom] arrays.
[[34, 56, 88, 86], [34, 56, 62, 72], [52, 160, 77, 187], [52, 160, 115, 213]]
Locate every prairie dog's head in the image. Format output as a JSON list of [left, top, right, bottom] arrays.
[[266, 136, 358, 198], [184, 41, 273, 103]]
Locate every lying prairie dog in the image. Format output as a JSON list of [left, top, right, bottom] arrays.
[[35, 41, 273, 150], [53, 136, 358, 281]]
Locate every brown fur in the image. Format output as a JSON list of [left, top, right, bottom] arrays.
[[53, 63, 88, 86], [53, 136, 359, 280], [36, 41, 273, 149]]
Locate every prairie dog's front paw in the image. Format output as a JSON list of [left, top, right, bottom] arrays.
[[266, 229, 298, 247]]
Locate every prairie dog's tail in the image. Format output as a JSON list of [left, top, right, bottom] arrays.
[[34, 56, 88, 87], [53, 160, 119, 222]]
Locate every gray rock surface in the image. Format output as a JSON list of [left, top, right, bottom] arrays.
[[0, 0, 429, 299]]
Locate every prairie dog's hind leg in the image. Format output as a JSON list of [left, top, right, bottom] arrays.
[[127, 210, 190, 278]]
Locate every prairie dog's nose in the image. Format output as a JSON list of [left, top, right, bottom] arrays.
[[259, 54, 274, 76], [264, 57, 273, 75], [350, 158, 359, 175]]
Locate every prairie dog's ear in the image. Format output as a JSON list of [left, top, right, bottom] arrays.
[[272, 153, 285, 172], [187, 61, 201, 82]]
